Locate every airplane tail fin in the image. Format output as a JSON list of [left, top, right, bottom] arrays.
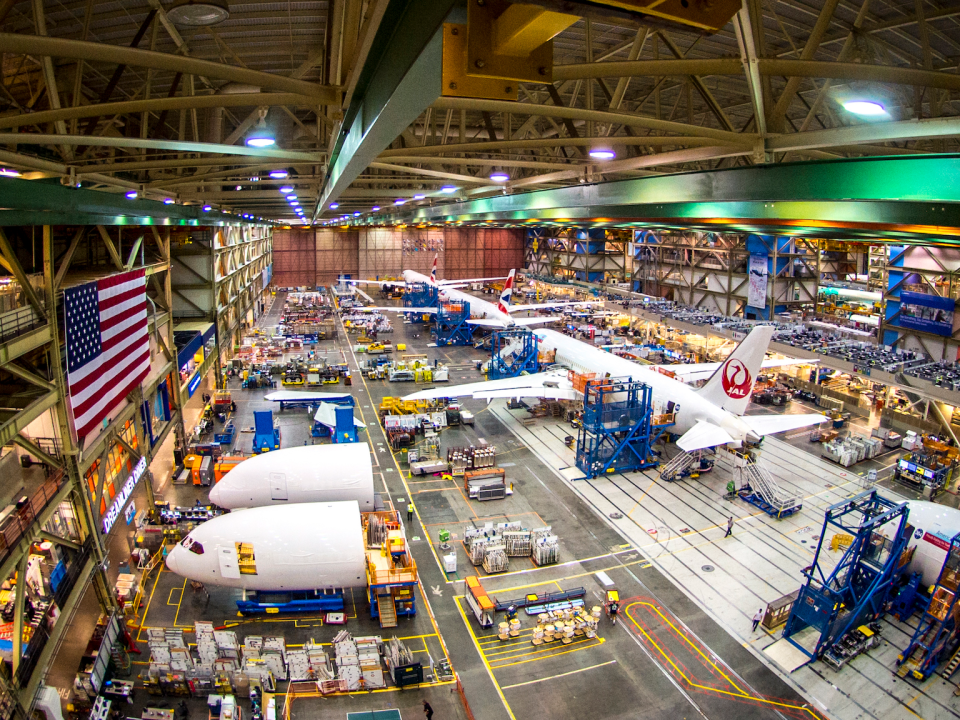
[[497, 269, 516, 314], [430, 255, 438, 285], [696, 325, 774, 415]]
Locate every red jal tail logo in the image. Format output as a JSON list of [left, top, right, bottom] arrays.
[[720, 358, 752, 398]]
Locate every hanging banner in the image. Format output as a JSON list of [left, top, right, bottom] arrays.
[[899, 290, 956, 337], [748, 254, 767, 309]]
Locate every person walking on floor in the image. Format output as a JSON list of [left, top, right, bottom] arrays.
[[422, 700, 433, 720], [752, 608, 764, 632], [407, 502, 414, 522], [725, 516, 734, 537]]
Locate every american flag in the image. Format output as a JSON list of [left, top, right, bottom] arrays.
[[64, 269, 150, 438]]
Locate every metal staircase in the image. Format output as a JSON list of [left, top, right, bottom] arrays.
[[659, 451, 697, 481], [942, 646, 960, 680], [737, 456, 802, 519], [897, 532, 960, 681], [377, 590, 397, 628]]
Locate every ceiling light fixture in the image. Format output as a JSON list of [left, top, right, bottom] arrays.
[[589, 149, 616, 160], [414, 194, 426, 200], [286, 195, 297, 200], [279, 186, 294, 194], [843, 100, 886, 116], [354, 212, 361, 217], [245, 111, 275, 148], [269, 170, 288, 179], [394, 199, 406, 205], [372, 206, 380, 211], [489, 171, 509, 183], [236, 185, 242, 191], [330, 202, 339, 209], [202, 205, 212, 212], [441, 185, 457, 193], [164, 198, 175, 205], [0, 168, 21, 177], [125, 190, 138, 199], [167, 0, 229, 26]]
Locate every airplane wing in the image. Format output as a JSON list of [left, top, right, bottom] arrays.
[[465, 316, 561, 328], [511, 301, 601, 311], [265, 390, 355, 402], [438, 276, 507, 285], [353, 306, 438, 314], [474, 387, 580, 401], [348, 279, 408, 287], [740, 413, 825, 438], [402, 370, 571, 401], [653, 358, 819, 383], [676, 421, 736, 452]]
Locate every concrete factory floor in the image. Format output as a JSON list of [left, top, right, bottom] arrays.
[[46, 289, 960, 720]]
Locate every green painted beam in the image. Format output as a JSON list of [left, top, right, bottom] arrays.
[[342, 155, 960, 241], [0, 177, 277, 226]]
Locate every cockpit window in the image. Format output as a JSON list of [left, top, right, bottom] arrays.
[[181, 536, 204, 555]]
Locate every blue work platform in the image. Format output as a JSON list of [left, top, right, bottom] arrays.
[[575, 377, 674, 478], [252, 410, 280, 454], [488, 328, 540, 380], [433, 301, 475, 346], [403, 282, 439, 322], [236, 589, 345, 615]]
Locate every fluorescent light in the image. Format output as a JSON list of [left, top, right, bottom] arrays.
[[441, 185, 457, 193], [286, 195, 297, 200], [125, 190, 138, 199], [279, 186, 294, 193], [489, 172, 509, 182], [290, 201, 300, 206], [372, 206, 380, 211], [164, 198, 175, 205], [589, 149, 616, 160], [269, 170, 288, 179], [843, 100, 886, 116], [202, 205, 212, 211], [414, 194, 426, 200], [330, 202, 339, 209], [394, 198, 406, 205]]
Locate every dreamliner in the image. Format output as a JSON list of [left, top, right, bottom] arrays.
[[355, 267, 598, 329], [349, 254, 504, 291], [404, 325, 825, 451]]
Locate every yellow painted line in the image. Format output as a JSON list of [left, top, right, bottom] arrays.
[[485, 635, 598, 659], [625, 601, 821, 719], [500, 660, 617, 690], [627, 478, 657, 518], [136, 562, 166, 642], [172, 578, 188, 627], [489, 638, 604, 669], [167, 584, 185, 606], [453, 596, 517, 720]]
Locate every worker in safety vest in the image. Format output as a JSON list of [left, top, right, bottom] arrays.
[[407, 503, 414, 522]]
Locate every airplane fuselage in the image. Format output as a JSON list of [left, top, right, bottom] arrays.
[[534, 329, 754, 444], [402, 270, 517, 325]]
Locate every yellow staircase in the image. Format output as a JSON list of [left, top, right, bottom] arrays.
[[377, 590, 397, 629]]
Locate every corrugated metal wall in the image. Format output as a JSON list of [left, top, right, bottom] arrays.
[[271, 228, 523, 286]]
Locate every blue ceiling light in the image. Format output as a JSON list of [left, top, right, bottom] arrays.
[[843, 100, 886, 116], [269, 170, 289, 179], [330, 202, 339, 209], [489, 172, 509, 182], [245, 113, 275, 148], [125, 190, 138, 199], [286, 194, 297, 200], [354, 211, 361, 217], [414, 194, 425, 200], [372, 206, 380, 211], [394, 198, 406, 205], [202, 205, 212, 211], [441, 185, 457, 193], [279, 185, 294, 194], [164, 198, 175, 205]]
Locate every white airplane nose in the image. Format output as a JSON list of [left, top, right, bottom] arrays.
[[208, 483, 222, 506], [165, 549, 179, 574]]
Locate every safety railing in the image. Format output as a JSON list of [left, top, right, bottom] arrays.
[[0, 305, 44, 345], [0, 469, 67, 570]]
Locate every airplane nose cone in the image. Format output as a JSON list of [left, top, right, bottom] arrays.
[[208, 483, 222, 506], [165, 549, 179, 574]]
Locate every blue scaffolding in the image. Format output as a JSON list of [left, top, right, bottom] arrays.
[[897, 532, 960, 681], [403, 282, 439, 322], [489, 328, 540, 380], [433, 301, 475, 346], [575, 377, 674, 478], [782, 490, 911, 662]]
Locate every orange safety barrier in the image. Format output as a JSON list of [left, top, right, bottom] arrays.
[[366, 555, 418, 585]]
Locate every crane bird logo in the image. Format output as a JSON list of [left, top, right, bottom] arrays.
[[720, 358, 753, 399]]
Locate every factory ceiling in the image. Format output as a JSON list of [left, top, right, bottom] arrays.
[[0, 0, 958, 228]]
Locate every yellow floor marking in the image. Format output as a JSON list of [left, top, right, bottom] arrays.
[[500, 660, 617, 690], [167, 583, 185, 606], [484, 636, 600, 660], [172, 578, 188, 627], [489, 638, 605, 669], [626, 600, 821, 719], [627, 478, 657, 517], [453, 596, 517, 720]]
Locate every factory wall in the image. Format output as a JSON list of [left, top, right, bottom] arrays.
[[271, 228, 523, 286]]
